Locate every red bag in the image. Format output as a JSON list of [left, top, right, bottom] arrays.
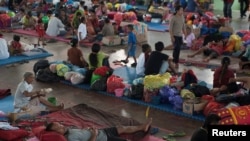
[[107, 75, 125, 93], [143, 88, 159, 103]]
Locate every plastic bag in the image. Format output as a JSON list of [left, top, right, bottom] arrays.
[[144, 73, 171, 90]]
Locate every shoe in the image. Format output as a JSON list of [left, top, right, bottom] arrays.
[[131, 63, 137, 67], [120, 60, 128, 64]]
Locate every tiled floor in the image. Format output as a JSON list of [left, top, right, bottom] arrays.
[[0, 10, 249, 141]]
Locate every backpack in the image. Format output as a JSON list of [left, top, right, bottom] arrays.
[[33, 59, 50, 75], [189, 85, 210, 97], [90, 77, 108, 91], [181, 69, 198, 88], [36, 68, 61, 82], [128, 84, 144, 100]]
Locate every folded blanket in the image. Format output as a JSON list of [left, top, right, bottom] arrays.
[[0, 89, 11, 99]]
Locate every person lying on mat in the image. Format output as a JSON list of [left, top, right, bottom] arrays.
[[88, 43, 109, 70], [46, 118, 152, 141], [210, 57, 235, 96], [67, 38, 88, 68], [14, 72, 64, 115], [21, 11, 36, 30], [0, 33, 10, 60], [145, 41, 177, 75], [187, 38, 228, 62], [190, 114, 221, 141]]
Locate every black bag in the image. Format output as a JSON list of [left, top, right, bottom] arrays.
[[189, 85, 210, 97], [128, 84, 144, 100], [83, 69, 95, 84], [33, 59, 50, 75], [36, 68, 61, 82], [90, 77, 107, 91]]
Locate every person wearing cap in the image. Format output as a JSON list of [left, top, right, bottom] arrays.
[[13, 72, 64, 117], [0, 33, 10, 60], [67, 38, 88, 68]]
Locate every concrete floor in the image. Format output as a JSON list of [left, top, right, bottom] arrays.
[[0, 10, 249, 141]]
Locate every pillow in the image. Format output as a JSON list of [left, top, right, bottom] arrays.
[[0, 129, 29, 141], [32, 126, 67, 141]]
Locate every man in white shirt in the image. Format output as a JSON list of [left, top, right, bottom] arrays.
[[0, 33, 10, 60], [14, 72, 64, 115], [46, 10, 67, 37]]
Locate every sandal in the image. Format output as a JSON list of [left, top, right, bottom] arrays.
[[162, 136, 176, 141], [150, 127, 159, 135], [167, 131, 186, 137]]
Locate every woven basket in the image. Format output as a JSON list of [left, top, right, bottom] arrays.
[[185, 98, 208, 112]]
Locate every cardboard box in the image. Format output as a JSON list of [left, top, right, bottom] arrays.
[[182, 98, 208, 115], [102, 36, 122, 46]]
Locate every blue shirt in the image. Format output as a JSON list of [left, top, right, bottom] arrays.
[[128, 32, 136, 45], [186, 0, 197, 12]]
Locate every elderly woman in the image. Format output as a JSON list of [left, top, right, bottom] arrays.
[[13, 72, 64, 115]]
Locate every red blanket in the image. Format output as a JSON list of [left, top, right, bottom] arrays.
[[16, 104, 148, 141]]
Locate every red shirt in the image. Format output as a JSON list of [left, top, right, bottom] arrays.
[[213, 66, 235, 88], [11, 41, 21, 50], [36, 24, 45, 37]]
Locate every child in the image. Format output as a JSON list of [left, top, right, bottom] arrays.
[[122, 24, 137, 67], [9, 35, 24, 55], [183, 26, 195, 48], [35, 19, 46, 47]]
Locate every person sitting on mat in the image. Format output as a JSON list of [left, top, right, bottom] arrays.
[[187, 37, 227, 62], [210, 57, 235, 96], [13, 72, 64, 120], [0, 33, 10, 60], [239, 45, 250, 70], [145, 41, 177, 75], [88, 43, 109, 70], [78, 16, 95, 46], [9, 35, 24, 56], [190, 114, 221, 141], [101, 18, 115, 37], [46, 10, 67, 39], [21, 11, 36, 30], [165, 25, 195, 50], [46, 118, 152, 141], [136, 44, 152, 78], [67, 38, 88, 68], [71, 11, 83, 36]]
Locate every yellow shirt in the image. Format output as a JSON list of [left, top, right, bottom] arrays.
[[148, 6, 155, 13]]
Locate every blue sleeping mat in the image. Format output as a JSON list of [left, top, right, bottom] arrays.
[[0, 51, 53, 67], [112, 66, 137, 84], [0, 95, 14, 120], [146, 22, 169, 32], [60, 80, 205, 122]]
